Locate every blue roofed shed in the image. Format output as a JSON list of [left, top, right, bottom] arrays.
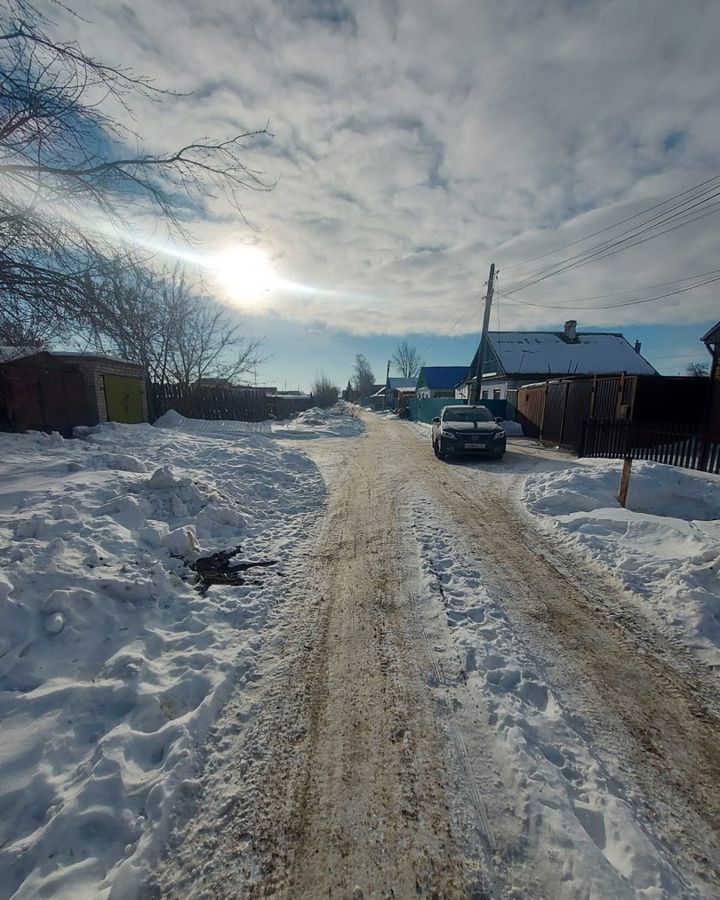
[[416, 366, 468, 399]]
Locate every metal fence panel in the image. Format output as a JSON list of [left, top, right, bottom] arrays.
[[541, 382, 568, 444], [579, 418, 720, 474]]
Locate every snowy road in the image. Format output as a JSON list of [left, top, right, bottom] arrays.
[[155, 411, 720, 899]]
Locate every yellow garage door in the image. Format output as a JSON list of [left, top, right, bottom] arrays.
[[103, 374, 144, 423]]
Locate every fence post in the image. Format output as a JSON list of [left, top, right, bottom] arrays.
[[617, 456, 632, 507]]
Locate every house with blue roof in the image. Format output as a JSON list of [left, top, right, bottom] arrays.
[[370, 376, 417, 409], [416, 366, 469, 399]]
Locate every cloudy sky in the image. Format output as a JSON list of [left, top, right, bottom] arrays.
[[58, 0, 720, 388]]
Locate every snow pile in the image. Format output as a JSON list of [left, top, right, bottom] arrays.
[[152, 409, 272, 434], [523, 460, 720, 665], [274, 404, 364, 438], [500, 419, 524, 436], [0, 422, 324, 898]]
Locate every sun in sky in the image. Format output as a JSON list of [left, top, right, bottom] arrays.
[[210, 245, 281, 306]]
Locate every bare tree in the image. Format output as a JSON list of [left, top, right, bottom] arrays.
[[391, 340, 423, 379], [352, 354, 375, 399], [0, 0, 272, 344], [167, 289, 264, 386], [686, 361, 709, 377], [311, 372, 339, 408], [82, 257, 263, 385]]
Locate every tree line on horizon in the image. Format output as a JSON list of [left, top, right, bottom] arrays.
[[342, 341, 425, 403]]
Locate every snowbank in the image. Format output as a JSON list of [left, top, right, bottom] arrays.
[[523, 460, 720, 665], [155, 405, 363, 440], [0, 422, 325, 898], [273, 404, 364, 438]]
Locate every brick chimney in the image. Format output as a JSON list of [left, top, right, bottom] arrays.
[[563, 319, 578, 342]]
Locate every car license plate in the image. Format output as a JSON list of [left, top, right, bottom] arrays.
[[465, 442, 486, 449]]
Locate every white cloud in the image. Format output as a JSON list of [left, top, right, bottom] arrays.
[[55, 0, 720, 336]]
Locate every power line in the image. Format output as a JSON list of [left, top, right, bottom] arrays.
[[497, 270, 720, 311], [501, 196, 720, 297], [509, 266, 720, 303], [503, 188, 720, 293], [500, 171, 720, 276]]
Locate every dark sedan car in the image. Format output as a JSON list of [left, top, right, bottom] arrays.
[[431, 404, 506, 460]]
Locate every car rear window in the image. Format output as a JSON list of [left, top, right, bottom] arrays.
[[443, 408, 493, 423]]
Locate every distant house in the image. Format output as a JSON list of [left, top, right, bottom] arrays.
[[384, 376, 417, 409], [458, 320, 657, 401], [703, 322, 720, 381], [370, 376, 417, 409], [702, 321, 720, 430], [416, 366, 468, 399], [194, 376, 234, 389], [194, 378, 278, 397]]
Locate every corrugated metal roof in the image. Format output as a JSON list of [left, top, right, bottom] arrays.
[[479, 332, 657, 376]]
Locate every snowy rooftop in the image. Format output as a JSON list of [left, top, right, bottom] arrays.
[[487, 332, 657, 376], [387, 377, 417, 390]]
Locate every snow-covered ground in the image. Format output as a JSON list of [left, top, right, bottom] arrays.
[[0, 408, 359, 899], [523, 460, 720, 667], [407, 415, 720, 667], [406, 496, 693, 898], [2, 406, 717, 898]]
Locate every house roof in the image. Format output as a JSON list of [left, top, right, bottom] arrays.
[[387, 377, 417, 390], [53, 352, 145, 369], [470, 331, 657, 377], [0, 345, 43, 362], [0, 351, 79, 372], [702, 322, 720, 345], [417, 366, 469, 390]]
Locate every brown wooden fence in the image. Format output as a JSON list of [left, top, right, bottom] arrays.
[[149, 383, 315, 422], [150, 383, 272, 422], [579, 418, 720, 474], [516, 374, 712, 451]]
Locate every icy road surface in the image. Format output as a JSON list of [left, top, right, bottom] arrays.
[[156, 411, 720, 899]]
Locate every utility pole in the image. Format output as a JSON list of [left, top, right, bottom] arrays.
[[472, 263, 496, 405]]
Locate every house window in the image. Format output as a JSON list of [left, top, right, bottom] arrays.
[[481, 390, 488, 400], [493, 389, 501, 400]]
